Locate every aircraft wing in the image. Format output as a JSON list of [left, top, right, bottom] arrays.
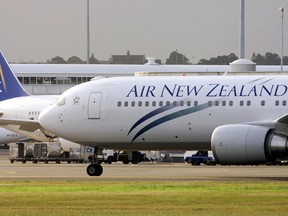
[[0, 118, 55, 142]]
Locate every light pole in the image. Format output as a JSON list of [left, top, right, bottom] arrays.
[[87, 0, 90, 64], [240, 0, 245, 59], [280, 7, 284, 71]]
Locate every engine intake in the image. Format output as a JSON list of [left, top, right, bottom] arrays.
[[211, 124, 288, 165]]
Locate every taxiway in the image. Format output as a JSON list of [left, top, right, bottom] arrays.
[[0, 149, 287, 181]]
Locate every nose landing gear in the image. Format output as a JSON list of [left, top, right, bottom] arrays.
[[86, 163, 103, 176]]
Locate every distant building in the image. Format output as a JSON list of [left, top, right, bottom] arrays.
[[89, 53, 99, 64], [144, 58, 162, 65], [110, 50, 145, 64]]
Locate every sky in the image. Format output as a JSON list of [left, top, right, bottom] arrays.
[[0, 0, 287, 63]]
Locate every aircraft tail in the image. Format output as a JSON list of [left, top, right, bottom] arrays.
[[0, 51, 29, 100]]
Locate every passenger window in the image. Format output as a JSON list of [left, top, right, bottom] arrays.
[[152, 101, 156, 106], [187, 101, 191, 106], [131, 101, 135, 107], [215, 101, 219, 106], [275, 100, 279, 106], [124, 101, 128, 107], [159, 101, 163, 106], [261, 100, 265, 106], [194, 101, 198, 106], [247, 101, 251, 106], [283, 100, 287, 106], [222, 101, 226, 106], [180, 101, 184, 106], [208, 101, 212, 106], [240, 101, 244, 106], [229, 101, 233, 106], [138, 101, 142, 107], [117, 101, 121, 107], [145, 101, 149, 107], [166, 101, 170, 106], [173, 101, 177, 106]]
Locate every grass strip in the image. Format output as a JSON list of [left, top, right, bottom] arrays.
[[0, 181, 287, 216]]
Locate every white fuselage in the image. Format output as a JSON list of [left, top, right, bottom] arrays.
[[0, 95, 59, 120], [39, 76, 288, 150], [0, 95, 59, 141], [0, 129, 24, 144]]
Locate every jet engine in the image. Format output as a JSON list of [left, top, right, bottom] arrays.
[[211, 124, 288, 165]]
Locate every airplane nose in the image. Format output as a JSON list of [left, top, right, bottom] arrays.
[[39, 106, 57, 134]]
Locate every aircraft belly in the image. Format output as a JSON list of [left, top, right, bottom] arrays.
[[68, 118, 213, 145]]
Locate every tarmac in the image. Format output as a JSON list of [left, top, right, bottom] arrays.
[[1, 149, 288, 181]]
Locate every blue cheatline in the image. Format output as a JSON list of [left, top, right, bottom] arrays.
[[131, 102, 211, 143]]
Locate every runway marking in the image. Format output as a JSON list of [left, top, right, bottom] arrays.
[[0, 171, 16, 174]]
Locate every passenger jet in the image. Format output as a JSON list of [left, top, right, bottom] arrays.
[[39, 73, 288, 176], [0, 52, 58, 141]]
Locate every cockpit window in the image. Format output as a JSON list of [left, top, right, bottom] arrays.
[[57, 96, 66, 106]]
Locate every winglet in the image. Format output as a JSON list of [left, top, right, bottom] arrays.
[[0, 51, 29, 100]]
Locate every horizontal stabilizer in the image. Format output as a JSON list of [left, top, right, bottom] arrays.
[[0, 118, 54, 142]]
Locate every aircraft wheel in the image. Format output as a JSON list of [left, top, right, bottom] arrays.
[[86, 164, 103, 176]]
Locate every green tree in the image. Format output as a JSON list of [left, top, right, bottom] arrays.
[[265, 52, 280, 65], [198, 58, 210, 64], [48, 56, 66, 64], [198, 53, 238, 65], [283, 56, 288, 65], [251, 52, 282, 65], [251, 53, 265, 65], [67, 56, 84, 64], [165, 51, 190, 64]]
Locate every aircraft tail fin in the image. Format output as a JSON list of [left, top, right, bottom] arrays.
[[0, 51, 29, 100]]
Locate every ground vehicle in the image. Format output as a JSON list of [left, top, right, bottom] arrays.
[[94, 150, 147, 164], [184, 151, 217, 166], [118, 151, 146, 164], [95, 149, 117, 164], [9, 142, 94, 164]]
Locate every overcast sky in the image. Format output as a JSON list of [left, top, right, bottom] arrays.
[[0, 0, 287, 63]]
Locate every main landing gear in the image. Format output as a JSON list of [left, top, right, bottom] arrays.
[[86, 163, 103, 176], [86, 147, 104, 176]]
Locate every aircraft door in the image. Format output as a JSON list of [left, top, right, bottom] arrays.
[[88, 92, 102, 119], [16, 106, 24, 119]]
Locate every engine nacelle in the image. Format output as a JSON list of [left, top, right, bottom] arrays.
[[211, 124, 288, 165]]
